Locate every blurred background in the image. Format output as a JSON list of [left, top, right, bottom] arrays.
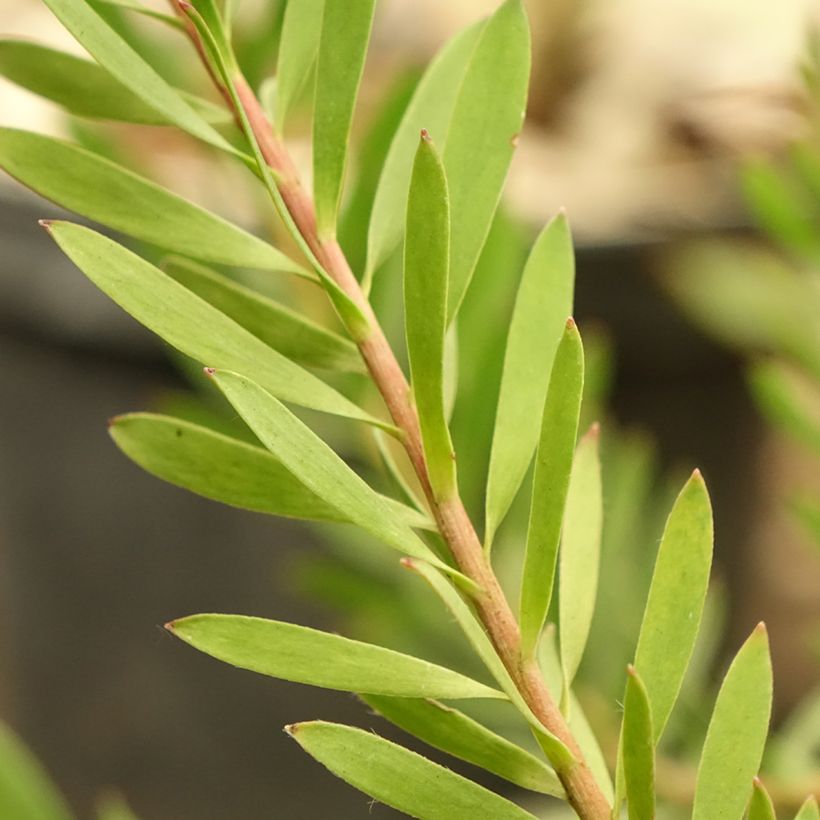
[[1, 0, 819, 817]]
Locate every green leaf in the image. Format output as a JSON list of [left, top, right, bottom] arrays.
[[365, 20, 483, 281], [0, 40, 228, 125], [275, 0, 324, 130], [402, 559, 574, 767], [519, 318, 584, 657], [287, 721, 539, 819], [443, 0, 530, 321], [0, 722, 73, 820], [162, 258, 362, 372], [484, 213, 575, 546], [96, 792, 140, 820], [110, 413, 430, 530], [559, 423, 602, 694], [208, 369, 468, 578], [748, 778, 777, 820], [312, 0, 377, 235], [693, 624, 773, 820], [405, 133, 456, 498], [168, 614, 503, 700], [634, 469, 713, 741], [41, 0, 238, 155], [795, 797, 820, 820], [622, 667, 655, 820], [361, 695, 563, 797], [46, 223, 378, 426], [0, 129, 303, 275]]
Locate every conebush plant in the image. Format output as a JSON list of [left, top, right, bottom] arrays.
[[0, 0, 812, 817]]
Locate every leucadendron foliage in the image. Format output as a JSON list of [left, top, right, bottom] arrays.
[[0, 0, 802, 817]]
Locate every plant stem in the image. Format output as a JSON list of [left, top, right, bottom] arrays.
[[230, 74, 611, 820]]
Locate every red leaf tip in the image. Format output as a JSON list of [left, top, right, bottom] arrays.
[[754, 621, 768, 635], [203, 367, 217, 378], [420, 128, 431, 141], [565, 316, 576, 330], [399, 557, 416, 570], [38, 219, 54, 232], [163, 620, 177, 632], [283, 723, 299, 737]]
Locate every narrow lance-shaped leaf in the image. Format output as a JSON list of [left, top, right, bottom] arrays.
[[109, 414, 431, 529], [633, 469, 713, 741], [0, 40, 230, 125], [622, 666, 655, 820], [0, 129, 303, 275], [405, 133, 456, 499], [693, 624, 773, 820], [748, 778, 777, 820], [46, 223, 380, 426], [41, 0, 239, 155], [795, 797, 820, 820], [365, 20, 484, 280], [361, 695, 563, 797], [275, 0, 324, 130], [162, 258, 363, 372], [168, 615, 503, 700], [208, 369, 469, 581], [312, 0, 377, 236], [559, 423, 602, 698], [287, 722, 539, 820], [443, 0, 531, 322], [0, 723, 73, 820], [485, 213, 575, 546], [519, 319, 584, 657]]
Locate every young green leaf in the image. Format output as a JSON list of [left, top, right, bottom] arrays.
[[795, 797, 820, 820], [485, 213, 574, 546], [109, 413, 430, 530], [162, 258, 363, 372], [402, 559, 574, 768], [748, 778, 777, 820], [622, 667, 655, 820], [0, 129, 303, 275], [46, 223, 379, 426], [0, 40, 229, 124], [405, 133, 456, 499], [208, 369, 466, 577], [693, 624, 773, 820], [443, 0, 531, 321], [559, 423, 602, 695], [275, 0, 324, 130], [41, 0, 238, 155], [0, 723, 73, 820], [287, 721, 539, 820], [634, 469, 713, 741], [365, 20, 484, 280], [312, 0, 377, 236], [168, 615, 503, 700], [519, 319, 584, 657], [361, 695, 563, 797]]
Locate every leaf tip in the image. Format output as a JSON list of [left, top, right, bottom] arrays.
[[626, 663, 637, 677], [420, 128, 431, 142], [400, 557, 418, 571], [38, 218, 54, 232], [754, 620, 768, 637], [283, 723, 299, 737], [565, 316, 576, 331], [163, 619, 178, 633], [203, 366, 217, 378]]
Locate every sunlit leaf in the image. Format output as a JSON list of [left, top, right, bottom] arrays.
[[110, 413, 431, 530], [168, 614, 503, 699], [365, 20, 483, 280], [443, 0, 530, 321], [622, 667, 655, 820], [0, 41, 229, 124], [162, 258, 362, 372], [0, 723, 73, 820], [0, 129, 302, 274], [748, 778, 777, 820], [634, 470, 713, 741], [287, 721, 539, 819], [519, 319, 584, 657], [46, 223, 379, 425], [693, 624, 772, 820], [405, 133, 456, 498], [312, 0, 376, 235], [275, 0, 324, 130], [361, 695, 563, 797], [485, 213, 574, 545], [208, 369, 468, 578], [41, 0, 238, 155]]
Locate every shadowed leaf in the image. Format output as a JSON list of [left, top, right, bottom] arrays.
[[622, 667, 655, 820]]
